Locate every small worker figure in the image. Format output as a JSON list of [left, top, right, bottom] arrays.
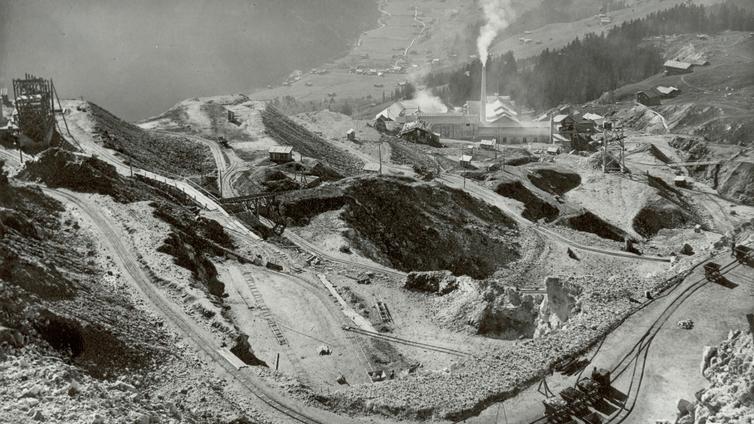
[[731, 240, 736, 257], [389, 370, 395, 380]]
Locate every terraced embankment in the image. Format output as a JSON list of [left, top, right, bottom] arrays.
[[261, 104, 364, 176]]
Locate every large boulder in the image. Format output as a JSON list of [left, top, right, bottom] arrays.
[[404, 271, 458, 295]]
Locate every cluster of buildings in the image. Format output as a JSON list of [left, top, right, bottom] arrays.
[[636, 85, 681, 106], [373, 95, 549, 145], [373, 91, 549, 146]]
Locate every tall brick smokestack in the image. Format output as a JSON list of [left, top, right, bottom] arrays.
[[480, 64, 487, 124]]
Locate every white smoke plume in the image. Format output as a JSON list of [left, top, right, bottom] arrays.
[[477, 0, 513, 66], [413, 89, 448, 114]]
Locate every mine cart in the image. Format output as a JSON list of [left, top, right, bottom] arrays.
[[583, 411, 603, 424], [704, 262, 722, 281], [735, 245, 752, 265], [560, 387, 588, 413], [576, 378, 601, 403], [368, 370, 386, 382], [591, 368, 611, 392], [543, 397, 571, 423]]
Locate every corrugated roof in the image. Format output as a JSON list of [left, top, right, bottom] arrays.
[[656, 86, 679, 95], [480, 139, 496, 146], [460, 155, 473, 162], [552, 134, 568, 142], [363, 163, 381, 172], [582, 112, 604, 121], [269, 145, 293, 154], [663, 60, 692, 70]]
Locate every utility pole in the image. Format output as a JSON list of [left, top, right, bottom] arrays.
[[602, 124, 607, 173], [218, 168, 223, 197], [378, 142, 383, 175]]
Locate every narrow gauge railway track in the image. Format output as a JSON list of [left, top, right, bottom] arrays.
[[604, 258, 743, 424], [45, 188, 346, 424], [527, 256, 744, 424]]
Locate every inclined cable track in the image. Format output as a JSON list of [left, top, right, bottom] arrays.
[[342, 326, 471, 357]]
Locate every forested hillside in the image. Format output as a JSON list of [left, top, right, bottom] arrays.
[[426, 1, 754, 111]]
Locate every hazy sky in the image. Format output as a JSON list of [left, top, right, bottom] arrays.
[[0, 0, 376, 121]]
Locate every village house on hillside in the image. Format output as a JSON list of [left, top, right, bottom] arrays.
[[655, 86, 681, 99], [399, 121, 441, 147], [636, 89, 662, 106], [663, 60, 693, 75]]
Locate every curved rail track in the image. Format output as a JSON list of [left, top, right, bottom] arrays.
[[44, 188, 351, 424], [527, 255, 746, 424]]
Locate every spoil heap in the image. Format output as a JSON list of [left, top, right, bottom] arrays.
[[261, 104, 364, 176], [281, 175, 522, 279], [87, 102, 214, 177]]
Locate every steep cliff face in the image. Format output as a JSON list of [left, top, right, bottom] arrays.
[[717, 161, 754, 206]]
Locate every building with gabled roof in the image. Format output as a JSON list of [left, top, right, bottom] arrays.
[[400, 122, 441, 147], [480, 139, 497, 150], [663, 60, 693, 75], [636, 89, 662, 106], [269, 145, 294, 163], [655, 86, 680, 98]]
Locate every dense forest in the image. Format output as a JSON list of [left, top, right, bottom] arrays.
[[425, 1, 754, 112]]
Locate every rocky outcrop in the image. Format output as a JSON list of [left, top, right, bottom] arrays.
[[676, 330, 753, 424], [404, 271, 458, 295], [534, 277, 582, 337], [158, 232, 225, 297], [230, 334, 267, 367]]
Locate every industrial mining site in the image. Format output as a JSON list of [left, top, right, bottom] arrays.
[[1, 1, 753, 424]]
